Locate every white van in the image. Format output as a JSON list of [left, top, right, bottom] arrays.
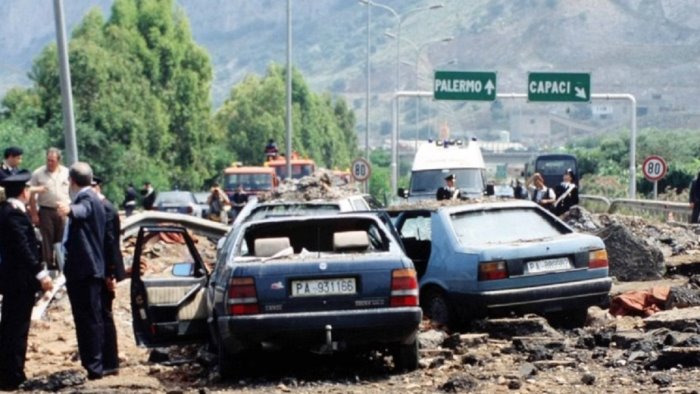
[[398, 139, 489, 202]]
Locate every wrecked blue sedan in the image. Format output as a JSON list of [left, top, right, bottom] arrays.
[[391, 200, 612, 327], [131, 213, 422, 377]]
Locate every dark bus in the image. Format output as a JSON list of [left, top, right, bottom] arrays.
[[525, 154, 578, 190]]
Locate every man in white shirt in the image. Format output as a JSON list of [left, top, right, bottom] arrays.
[[28, 147, 70, 272]]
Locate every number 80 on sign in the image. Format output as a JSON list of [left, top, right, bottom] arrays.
[[351, 158, 371, 182], [642, 155, 667, 182]]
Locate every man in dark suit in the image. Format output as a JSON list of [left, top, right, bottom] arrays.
[[91, 176, 126, 375], [141, 181, 156, 210], [0, 171, 53, 390], [56, 162, 107, 380], [0, 146, 23, 180], [436, 173, 461, 201]]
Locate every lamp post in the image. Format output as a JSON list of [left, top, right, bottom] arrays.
[[413, 37, 453, 150], [52, 0, 78, 164], [358, 0, 444, 195], [285, 0, 292, 179], [425, 58, 456, 139]]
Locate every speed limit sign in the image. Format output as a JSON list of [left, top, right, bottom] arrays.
[[351, 157, 371, 182], [642, 155, 667, 182]]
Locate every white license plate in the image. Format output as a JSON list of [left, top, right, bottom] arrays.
[[166, 208, 179, 213], [291, 278, 356, 297], [526, 257, 571, 274]]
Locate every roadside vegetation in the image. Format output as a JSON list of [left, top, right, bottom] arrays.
[[0, 0, 358, 202], [567, 128, 700, 200]]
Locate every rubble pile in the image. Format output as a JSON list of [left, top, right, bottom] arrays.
[[563, 205, 700, 281], [259, 169, 362, 202]]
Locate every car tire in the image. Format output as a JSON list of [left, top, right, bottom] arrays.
[[392, 339, 419, 372], [423, 289, 454, 329], [217, 336, 237, 380]]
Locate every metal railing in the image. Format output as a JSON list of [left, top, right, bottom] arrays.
[[580, 194, 691, 223]]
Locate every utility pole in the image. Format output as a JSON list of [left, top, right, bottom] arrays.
[[285, 0, 293, 179], [53, 0, 78, 164]]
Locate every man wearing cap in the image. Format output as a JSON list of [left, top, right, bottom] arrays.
[[0, 171, 53, 390], [436, 173, 461, 201], [0, 147, 24, 202], [91, 176, 126, 375], [29, 147, 70, 273], [553, 168, 579, 216], [56, 162, 107, 380], [0, 146, 23, 180]]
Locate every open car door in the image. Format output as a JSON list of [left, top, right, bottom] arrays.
[[131, 225, 210, 347]]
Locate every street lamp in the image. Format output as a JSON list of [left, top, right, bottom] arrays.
[[427, 58, 457, 137], [413, 37, 453, 149], [358, 0, 444, 195]]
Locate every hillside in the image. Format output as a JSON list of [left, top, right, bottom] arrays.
[[3, 0, 700, 146]]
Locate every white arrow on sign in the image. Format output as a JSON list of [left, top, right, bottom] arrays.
[[574, 87, 587, 100], [484, 79, 495, 95]]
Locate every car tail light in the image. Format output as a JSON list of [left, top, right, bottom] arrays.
[[390, 268, 418, 307], [479, 261, 508, 281], [187, 204, 194, 214], [588, 249, 608, 269], [227, 277, 260, 315]]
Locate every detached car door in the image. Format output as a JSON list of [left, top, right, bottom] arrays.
[[131, 225, 210, 347]]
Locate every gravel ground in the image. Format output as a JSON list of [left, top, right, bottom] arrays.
[[14, 204, 700, 393]]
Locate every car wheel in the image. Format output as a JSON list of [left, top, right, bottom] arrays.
[[392, 339, 419, 372], [217, 336, 236, 380], [423, 289, 453, 329]]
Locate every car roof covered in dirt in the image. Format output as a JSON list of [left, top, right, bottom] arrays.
[[387, 197, 540, 214]]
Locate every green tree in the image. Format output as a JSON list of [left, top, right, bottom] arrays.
[[214, 64, 357, 170], [15, 0, 218, 199]]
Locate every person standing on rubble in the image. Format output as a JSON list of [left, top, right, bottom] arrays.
[[91, 176, 126, 376], [56, 162, 107, 380], [689, 171, 700, 223], [0, 171, 53, 390]]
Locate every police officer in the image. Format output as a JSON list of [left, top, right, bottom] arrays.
[[91, 176, 126, 375], [436, 173, 461, 201], [0, 171, 53, 390], [0, 146, 23, 180]]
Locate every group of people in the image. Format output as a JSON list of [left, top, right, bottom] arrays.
[[206, 183, 248, 224], [524, 169, 579, 215], [435, 168, 580, 216], [0, 146, 125, 389]]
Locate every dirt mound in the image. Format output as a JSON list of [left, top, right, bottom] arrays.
[[258, 169, 362, 202]]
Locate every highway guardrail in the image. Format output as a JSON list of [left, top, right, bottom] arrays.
[[580, 195, 691, 223]]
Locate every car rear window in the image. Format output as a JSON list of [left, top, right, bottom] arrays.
[[451, 208, 566, 245], [237, 217, 390, 258]]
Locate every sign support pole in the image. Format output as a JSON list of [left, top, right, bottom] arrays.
[[406, 90, 637, 198], [653, 181, 658, 200]]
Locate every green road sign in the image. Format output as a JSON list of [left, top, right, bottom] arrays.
[[434, 71, 496, 101], [527, 72, 590, 102]]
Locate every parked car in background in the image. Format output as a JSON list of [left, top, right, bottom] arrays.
[[153, 191, 203, 218], [131, 215, 422, 377], [390, 200, 612, 327], [194, 192, 210, 218]]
